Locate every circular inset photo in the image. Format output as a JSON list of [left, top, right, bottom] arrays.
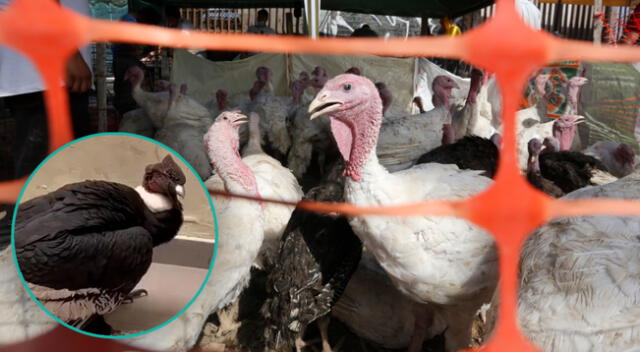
[[10, 133, 217, 338]]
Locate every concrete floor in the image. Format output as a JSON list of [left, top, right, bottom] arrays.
[[104, 262, 209, 332], [104, 236, 214, 333]]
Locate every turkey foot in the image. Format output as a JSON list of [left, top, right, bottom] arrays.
[[167, 84, 178, 115], [407, 303, 433, 352], [295, 337, 322, 352], [295, 317, 334, 352], [317, 316, 333, 352], [122, 289, 148, 304], [216, 303, 241, 334]]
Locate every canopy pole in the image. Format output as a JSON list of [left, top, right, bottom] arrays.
[[304, 0, 320, 39]]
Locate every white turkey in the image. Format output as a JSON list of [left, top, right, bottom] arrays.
[[0, 245, 57, 345], [251, 66, 297, 162], [206, 112, 303, 269], [153, 83, 214, 179], [125, 66, 211, 130], [564, 75, 589, 150], [125, 112, 264, 352], [291, 71, 313, 105], [565, 76, 588, 115], [308, 73, 497, 351], [519, 169, 640, 352], [376, 75, 461, 172], [332, 251, 447, 350], [451, 69, 498, 140], [118, 108, 156, 138], [287, 66, 338, 180], [476, 72, 501, 133], [205, 89, 229, 118]]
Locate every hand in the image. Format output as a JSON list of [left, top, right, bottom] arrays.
[[65, 51, 92, 93]]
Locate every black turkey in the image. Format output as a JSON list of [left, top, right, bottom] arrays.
[[262, 161, 362, 352], [416, 135, 500, 178]]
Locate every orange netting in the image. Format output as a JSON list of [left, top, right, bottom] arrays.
[[2, 0, 640, 351]]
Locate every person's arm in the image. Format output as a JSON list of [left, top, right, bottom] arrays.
[[65, 51, 92, 92], [55, 0, 92, 92]]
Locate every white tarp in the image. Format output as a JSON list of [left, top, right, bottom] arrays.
[[290, 53, 415, 113], [170, 51, 289, 105], [171, 49, 471, 115], [416, 58, 471, 111]]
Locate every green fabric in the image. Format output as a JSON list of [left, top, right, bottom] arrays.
[[129, 0, 493, 18], [524, 61, 580, 118], [582, 62, 640, 152], [524, 61, 640, 152]]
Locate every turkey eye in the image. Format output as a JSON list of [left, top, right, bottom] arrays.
[[343, 84, 351, 91], [223, 116, 228, 120]]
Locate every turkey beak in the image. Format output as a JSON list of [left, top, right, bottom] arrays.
[[232, 115, 249, 126], [175, 185, 185, 200], [308, 93, 342, 120]]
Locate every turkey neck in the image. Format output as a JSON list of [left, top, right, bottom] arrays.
[[567, 83, 582, 115], [453, 74, 482, 137], [209, 138, 260, 198], [217, 99, 228, 111], [431, 88, 452, 111], [534, 83, 547, 119], [330, 99, 385, 182]]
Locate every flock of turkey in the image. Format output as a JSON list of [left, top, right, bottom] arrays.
[[8, 59, 637, 352]]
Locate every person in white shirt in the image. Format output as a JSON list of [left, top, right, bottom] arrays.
[[515, 0, 543, 30], [0, 0, 92, 245]]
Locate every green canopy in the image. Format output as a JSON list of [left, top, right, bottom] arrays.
[[129, 0, 494, 18]]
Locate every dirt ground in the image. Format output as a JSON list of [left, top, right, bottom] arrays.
[[196, 268, 495, 352]]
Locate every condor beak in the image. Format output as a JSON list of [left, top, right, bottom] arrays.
[[175, 185, 185, 200], [308, 93, 342, 120]]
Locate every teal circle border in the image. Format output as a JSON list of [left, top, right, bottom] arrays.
[[10, 132, 219, 340]]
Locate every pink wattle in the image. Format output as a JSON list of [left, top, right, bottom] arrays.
[[330, 117, 353, 165]]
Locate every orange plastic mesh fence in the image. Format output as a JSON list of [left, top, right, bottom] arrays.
[[2, 0, 640, 351]]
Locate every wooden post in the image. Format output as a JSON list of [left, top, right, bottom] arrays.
[[95, 43, 107, 132], [593, 0, 603, 44]]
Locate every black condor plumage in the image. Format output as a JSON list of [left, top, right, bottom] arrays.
[[14, 155, 186, 332]]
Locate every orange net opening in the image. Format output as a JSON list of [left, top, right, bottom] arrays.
[[2, 0, 640, 351]]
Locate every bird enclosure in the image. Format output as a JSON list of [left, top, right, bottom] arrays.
[[3, 0, 640, 352]]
